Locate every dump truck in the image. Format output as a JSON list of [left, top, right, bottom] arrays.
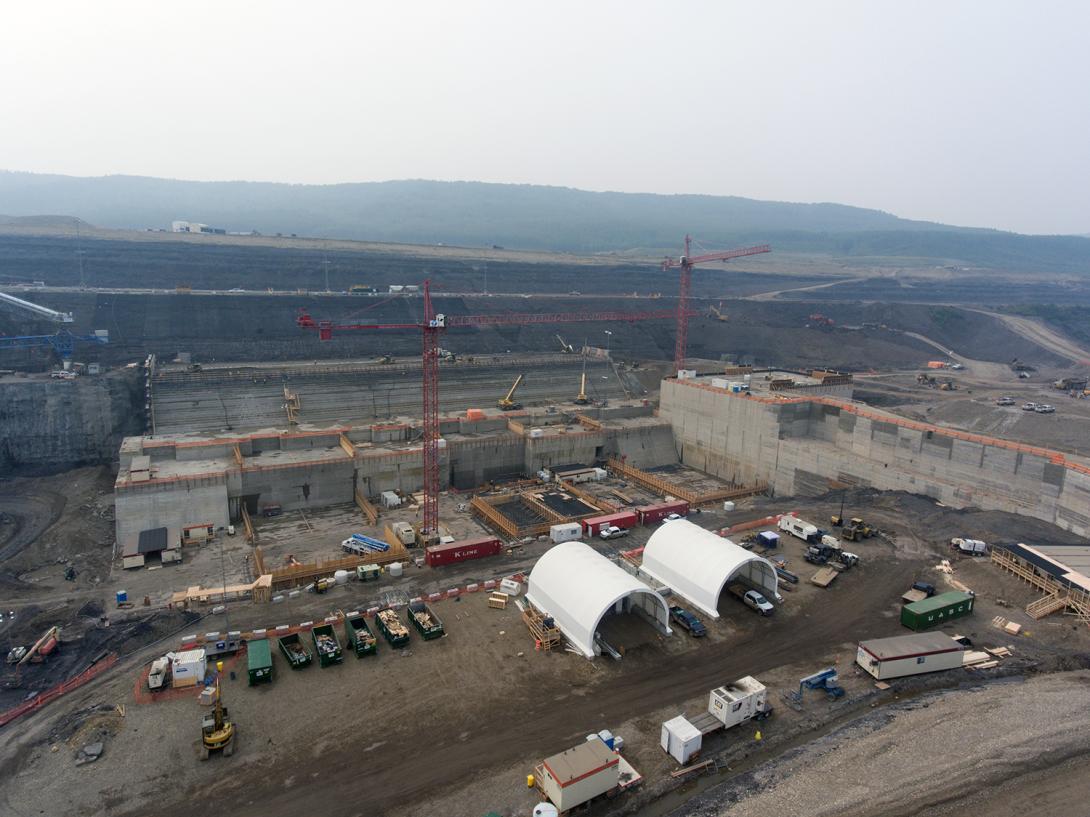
[[407, 601, 445, 640], [345, 614, 377, 657], [311, 624, 344, 667], [246, 638, 273, 685], [376, 608, 411, 648], [277, 633, 312, 669]]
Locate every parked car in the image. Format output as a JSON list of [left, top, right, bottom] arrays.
[[1021, 402, 1039, 411], [669, 606, 707, 637], [742, 590, 774, 616], [1035, 404, 1056, 414], [912, 581, 936, 597], [665, 513, 683, 521], [599, 525, 629, 540], [995, 397, 1015, 406]]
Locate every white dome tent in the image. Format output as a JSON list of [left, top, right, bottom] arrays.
[[526, 541, 673, 659], [641, 519, 778, 618]]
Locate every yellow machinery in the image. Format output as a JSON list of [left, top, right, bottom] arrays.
[[710, 301, 729, 322], [199, 675, 235, 760], [574, 370, 589, 405], [498, 374, 524, 411]]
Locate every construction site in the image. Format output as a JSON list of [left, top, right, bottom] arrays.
[[2, 229, 1090, 817]]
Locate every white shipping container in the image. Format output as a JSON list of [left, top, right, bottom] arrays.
[[171, 648, 206, 688], [660, 716, 702, 764], [381, 491, 402, 509], [593, 468, 608, 481], [711, 377, 730, 389], [529, 428, 545, 438], [677, 369, 697, 380], [550, 522, 583, 544]]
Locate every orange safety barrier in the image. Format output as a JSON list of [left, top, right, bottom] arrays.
[[0, 653, 119, 728]]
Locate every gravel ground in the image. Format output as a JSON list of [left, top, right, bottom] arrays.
[[676, 671, 1090, 817]]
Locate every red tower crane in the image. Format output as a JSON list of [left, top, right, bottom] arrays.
[[298, 281, 693, 539], [662, 236, 771, 373]]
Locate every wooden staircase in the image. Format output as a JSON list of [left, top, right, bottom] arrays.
[[1026, 593, 1068, 619]]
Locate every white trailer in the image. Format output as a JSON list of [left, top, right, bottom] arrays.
[[147, 655, 171, 691], [685, 675, 772, 736], [778, 515, 820, 543], [856, 633, 965, 680], [549, 522, 583, 544]]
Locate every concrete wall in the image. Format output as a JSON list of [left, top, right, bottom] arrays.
[[660, 378, 1090, 538], [115, 477, 229, 544]]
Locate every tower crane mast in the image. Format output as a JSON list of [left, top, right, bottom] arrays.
[[298, 282, 691, 537], [662, 236, 771, 373]]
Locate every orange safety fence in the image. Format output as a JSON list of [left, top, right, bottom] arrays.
[[0, 653, 119, 729]]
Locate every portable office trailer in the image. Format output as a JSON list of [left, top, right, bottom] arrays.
[[856, 633, 965, 680], [549, 522, 583, 544], [539, 739, 620, 812], [901, 591, 974, 631]]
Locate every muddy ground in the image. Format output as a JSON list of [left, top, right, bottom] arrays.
[[2, 487, 1088, 817]]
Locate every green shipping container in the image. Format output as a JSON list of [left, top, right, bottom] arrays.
[[247, 638, 273, 685], [901, 591, 974, 631]]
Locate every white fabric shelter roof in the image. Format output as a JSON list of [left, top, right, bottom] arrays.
[[641, 519, 778, 618], [526, 541, 672, 658]]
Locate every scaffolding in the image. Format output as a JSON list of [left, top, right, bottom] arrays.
[[991, 548, 1090, 627]]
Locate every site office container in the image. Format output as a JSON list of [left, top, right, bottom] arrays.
[[856, 633, 964, 680], [246, 638, 273, 685], [425, 536, 502, 567], [637, 500, 690, 525], [900, 591, 974, 631], [582, 510, 639, 536]]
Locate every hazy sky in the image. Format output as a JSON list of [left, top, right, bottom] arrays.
[[2, 2, 1088, 235]]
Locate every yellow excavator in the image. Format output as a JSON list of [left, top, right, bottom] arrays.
[[199, 672, 236, 760], [497, 374, 524, 411], [710, 301, 729, 322]]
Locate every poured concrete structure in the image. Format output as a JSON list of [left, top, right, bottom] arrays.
[[660, 375, 1090, 538], [526, 541, 672, 659], [641, 519, 778, 618], [113, 405, 677, 545]]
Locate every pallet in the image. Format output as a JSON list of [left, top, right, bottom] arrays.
[[488, 592, 510, 610]]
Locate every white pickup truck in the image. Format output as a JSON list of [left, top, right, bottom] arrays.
[[599, 525, 629, 540]]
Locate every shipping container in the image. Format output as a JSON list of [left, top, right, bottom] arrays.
[[900, 591, 974, 631], [637, 500, 690, 525], [246, 638, 273, 685], [425, 536, 502, 567], [582, 510, 639, 536], [856, 633, 964, 680], [171, 648, 206, 687]]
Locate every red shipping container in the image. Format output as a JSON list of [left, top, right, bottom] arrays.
[[637, 500, 690, 525], [581, 510, 639, 536], [425, 536, 502, 568]]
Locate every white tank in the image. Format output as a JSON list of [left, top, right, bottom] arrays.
[[334, 569, 349, 585], [388, 562, 403, 578], [533, 804, 559, 817]]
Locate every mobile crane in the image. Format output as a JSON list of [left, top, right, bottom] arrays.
[[498, 374, 524, 411]]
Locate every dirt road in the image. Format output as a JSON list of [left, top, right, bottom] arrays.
[[971, 310, 1090, 365]]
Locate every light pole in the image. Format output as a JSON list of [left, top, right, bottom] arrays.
[[603, 330, 612, 359]]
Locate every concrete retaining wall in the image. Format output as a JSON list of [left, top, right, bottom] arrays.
[[660, 378, 1090, 538]]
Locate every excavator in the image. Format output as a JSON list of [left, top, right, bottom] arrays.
[[710, 301, 729, 322], [497, 374, 524, 411], [199, 672, 235, 760]]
